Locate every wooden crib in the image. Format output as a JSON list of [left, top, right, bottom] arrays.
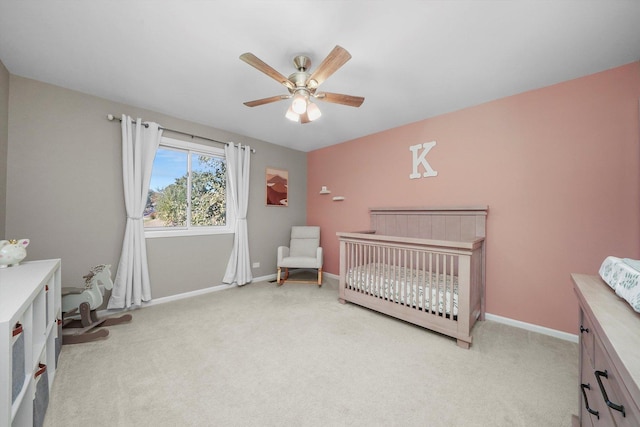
[[337, 206, 487, 348]]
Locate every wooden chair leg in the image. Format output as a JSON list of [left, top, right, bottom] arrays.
[[318, 269, 323, 286], [277, 268, 290, 285]]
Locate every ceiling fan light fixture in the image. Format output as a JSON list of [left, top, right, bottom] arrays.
[[306, 102, 322, 121], [291, 91, 308, 114], [285, 105, 299, 122], [240, 46, 364, 124]]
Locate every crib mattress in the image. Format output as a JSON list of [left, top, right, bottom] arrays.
[[347, 263, 458, 316], [599, 256, 640, 313]]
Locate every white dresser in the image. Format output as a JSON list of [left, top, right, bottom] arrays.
[[0, 259, 61, 427], [572, 273, 640, 426]]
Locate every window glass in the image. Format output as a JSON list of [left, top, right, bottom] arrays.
[[146, 148, 188, 228], [190, 153, 226, 227], [144, 138, 231, 237]]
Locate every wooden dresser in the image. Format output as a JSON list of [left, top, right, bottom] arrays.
[[572, 274, 640, 426]]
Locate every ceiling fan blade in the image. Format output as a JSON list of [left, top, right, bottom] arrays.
[[240, 53, 294, 90], [307, 45, 352, 87], [243, 95, 289, 107], [315, 92, 364, 107], [299, 111, 311, 124]]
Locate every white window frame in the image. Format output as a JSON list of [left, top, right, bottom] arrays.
[[145, 136, 234, 239]]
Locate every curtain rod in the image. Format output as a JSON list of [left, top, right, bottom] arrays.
[[106, 114, 255, 153]]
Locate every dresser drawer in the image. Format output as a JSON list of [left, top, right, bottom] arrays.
[[580, 352, 610, 426], [592, 337, 640, 427], [580, 308, 595, 366]]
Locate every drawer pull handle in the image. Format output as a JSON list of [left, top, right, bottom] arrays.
[[580, 325, 589, 334], [594, 370, 625, 417], [12, 322, 23, 337], [580, 383, 599, 419], [34, 363, 47, 379]]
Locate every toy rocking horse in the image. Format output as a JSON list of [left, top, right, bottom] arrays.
[[61, 264, 132, 344]]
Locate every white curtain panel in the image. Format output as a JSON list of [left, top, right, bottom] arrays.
[[108, 115, 162, 309], [222, 143, 253, 286]]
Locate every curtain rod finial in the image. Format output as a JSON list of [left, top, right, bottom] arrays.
[[107, 114, 114, 121]]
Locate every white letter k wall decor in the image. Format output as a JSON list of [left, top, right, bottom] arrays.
[[409, 141, 438, 179]]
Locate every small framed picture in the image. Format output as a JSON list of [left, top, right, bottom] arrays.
[[266, 167, 288, 206]]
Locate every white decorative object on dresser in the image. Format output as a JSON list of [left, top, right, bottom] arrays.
[[572, 274, 640, 426], [1, 259, 61, 427]]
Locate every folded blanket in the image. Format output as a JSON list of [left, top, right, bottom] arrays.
[[599, 256, 640, 313], [599, 256, 624, 290], [623, 258, 640, 272]]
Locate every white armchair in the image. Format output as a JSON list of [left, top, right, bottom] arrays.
[[277, 226, 323, 286]]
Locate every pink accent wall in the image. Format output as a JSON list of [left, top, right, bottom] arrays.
[[307, 62, 640, 334]]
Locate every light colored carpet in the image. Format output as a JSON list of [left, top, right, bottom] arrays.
[[45, 273, 578, 427]]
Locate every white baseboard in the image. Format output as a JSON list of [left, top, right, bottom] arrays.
[[324, 272, 339, 280], [142, 283, 236, 307], [485, 313, 578, 343], [141, 272, 278, 307], [254, 273, 278, 283]]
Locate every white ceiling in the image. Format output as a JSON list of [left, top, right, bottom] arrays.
[[1, 1, 639, 152]]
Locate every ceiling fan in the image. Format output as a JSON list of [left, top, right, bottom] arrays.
[[240, 45, 364, 124]]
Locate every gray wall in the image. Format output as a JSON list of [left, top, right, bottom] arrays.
[[6, 75, 307, 299], [0, 59, 8, 238]]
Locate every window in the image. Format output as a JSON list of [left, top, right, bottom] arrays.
[[144, 137, 233, 237]]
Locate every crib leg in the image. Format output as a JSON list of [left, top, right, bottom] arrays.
[[338, 298, 346, 304]]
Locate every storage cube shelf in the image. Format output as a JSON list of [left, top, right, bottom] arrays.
[[1, 259, 61, 427]]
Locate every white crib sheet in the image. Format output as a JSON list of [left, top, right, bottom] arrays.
[[347, 263, 458, 316]]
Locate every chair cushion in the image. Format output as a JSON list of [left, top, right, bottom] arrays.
[[289, 226, 320, 258], [280, 256, 322, 269], [290, 239, 319, 258], [291, 226, 320, 239]]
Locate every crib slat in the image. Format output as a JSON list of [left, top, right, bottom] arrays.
[[448, 254, 453, 318], [373, 245, 377, 297], [365, 245, 373, 295], [412, 250, 417, 308], [347, 242, 352, 290], [453, 255, 457, 318], [364, 243, 369, 295], [393, 247, 398, 303], [390, 247, 394, 301], [377, 245, 382, 299], [448, 254, 452, 317], [441, 253, 446, 317], [428, 252, 433, 314], [403, 248, 407, 306], [436, 252, 440, 315], [383, 245, 388, 300], [420, 251, 427, 310], [407, 249, 411, 307]]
